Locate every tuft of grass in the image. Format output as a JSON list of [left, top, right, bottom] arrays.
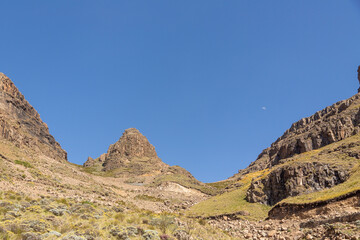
[[114, 212, 125, 222], [81, 200, 94, 206], [14, 160, 32, 168], [56, 198, 69, 206]]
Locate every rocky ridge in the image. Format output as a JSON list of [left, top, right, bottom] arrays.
[[241, 66, 360, 175], [238, 67, 360, 206], [0, 73, 67, 161], [242, 92, 360, 174]]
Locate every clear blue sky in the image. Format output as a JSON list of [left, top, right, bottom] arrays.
[[1, 1, 360, 182]]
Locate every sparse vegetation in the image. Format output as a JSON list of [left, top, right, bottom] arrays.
[[189, 133, 360, 219], [14, 160, 32, 168], [0, 190, 232, 239]]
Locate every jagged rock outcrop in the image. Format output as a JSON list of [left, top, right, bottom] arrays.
[[246, 162, 349, 205], [0, 73, 67, 161], [242, 93, 360, 174], [242, 67, 360, 174], [84, 128, 167, 174], [83, 154, 107, 167]]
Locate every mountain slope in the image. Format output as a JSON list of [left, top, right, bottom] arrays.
[[83, 128, 219, 195], [241, 93, 360, 175], [0, 73, 211, 213], [189, 105, 360, 220], [189, 68, 360, 223], [1, 71, 359, 239], [0, 73, 67, 161]]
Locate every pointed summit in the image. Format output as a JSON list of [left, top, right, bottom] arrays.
[[84, 128, 167, 175], [106, 128, 158, 160], [102, 128, 166, 173], [0, 73, 67, 161]]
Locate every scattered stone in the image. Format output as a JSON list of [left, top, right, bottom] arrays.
[[21, 232, 42, 240], [143, 230, 160, 240], [173, 230, 190, 240], [49, 208, 67, 216]]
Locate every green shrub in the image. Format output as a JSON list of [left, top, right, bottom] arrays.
[[150, 214, 177, 234], [14, 160, 32, 168], [114, 213, 125, 222]]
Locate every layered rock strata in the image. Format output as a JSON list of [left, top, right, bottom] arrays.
[[0, 73, 67, 161], [246, 162, 349, 205], [242, 66, 360, 174], [243, 93, 360, 174]]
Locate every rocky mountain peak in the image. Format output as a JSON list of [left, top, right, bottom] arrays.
[[108, 128, 158, 159], [1, 73, 22, 98], [84, 128, 166, 174], [0, 73, 67, 161]]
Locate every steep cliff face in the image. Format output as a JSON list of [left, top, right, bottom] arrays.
[[0, 73, 67, 161], [84, 128, 167, 174], [243, 93, 360, 174], [246, 162, 349, 205]]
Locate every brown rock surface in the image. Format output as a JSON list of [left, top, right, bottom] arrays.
[[0, 73, 67, 161], [246, 162, 349, 205], [241, 93, 360, 174], [85, 128, 168, 174]]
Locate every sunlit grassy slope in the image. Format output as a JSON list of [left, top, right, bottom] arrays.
[[188, 170, 272, 220], [188, 133, 360, 219]]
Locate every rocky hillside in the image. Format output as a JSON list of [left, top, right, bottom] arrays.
[[0, 73, 231, 239], [189, 67, 360, 231], [242, 92, 360, 174], [237, 66, 360, 175], [0, 73, 67, 161], [1, 70, 359, 239]]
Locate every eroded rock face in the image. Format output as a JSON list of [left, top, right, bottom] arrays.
[[85, 128, 167, 174], [103, 128, 166, 172], [0, 73, 67, 161], [246, 162, 349, 205], [106, 128, 158, 160], [242, 93, 360, 174]]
